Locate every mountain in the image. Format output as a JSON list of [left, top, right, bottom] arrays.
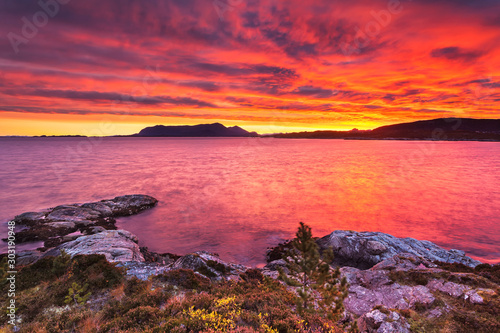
[[370, 118, 500, 139], [272, 118, 500, 141], [134, 123, 258, 137]]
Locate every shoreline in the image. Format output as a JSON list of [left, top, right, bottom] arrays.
[[2, 195, 499, 332]]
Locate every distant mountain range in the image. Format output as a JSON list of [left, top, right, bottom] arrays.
[[271, 118, 500, 141], [133, 123, 259, 137], [10, 118, 498, 140]]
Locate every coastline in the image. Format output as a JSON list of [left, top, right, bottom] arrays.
[[2, 195, 499, 331]]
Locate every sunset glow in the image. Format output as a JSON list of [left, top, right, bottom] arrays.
[[1, 0, 499, 136]]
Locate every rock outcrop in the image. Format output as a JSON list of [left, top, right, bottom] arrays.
[[317, 230, 481, 269], [172, 251, 248, 281], [44, 230, 145, 262], [7, 195, 158, 248]]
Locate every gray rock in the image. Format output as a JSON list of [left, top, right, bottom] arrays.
[[13, 211, 48, 225], [173, 251, 247, 279], [80, 202, 114, 217], [47, 230, 144, 262], [100, 195, 158, 216], [264, 259, 288, 272], [318, 230, 480, 269], [83, 226, 107, 235], [117, 261, 171, 280], [341, 256, 437, 317], [16, 250, 42, 266], [45, 221, 77, 229], [358, 309, 410, 333], [3, 195, 158, 247], [47, 206, 101, 222]]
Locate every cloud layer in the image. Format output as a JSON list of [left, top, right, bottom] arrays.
[[0, 0, 499, 134]]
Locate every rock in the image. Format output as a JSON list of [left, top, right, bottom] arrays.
[[318, 230, 481, 269], [16, 250, 42, 266], [358, 309, 410, 333], [47, 206, 101, 222], [44, 230, 144, 262], [45, 221, 77, 229], [342, 256, 437, 317], [3, 195, 158, 247], [100, 195, 158, 216], [264, 259, 288, 272], [83, 226, 107, 235], [80, 202, 114, 217], [427, 279, 493, 304], [13, 211, 48, 226], [117, 261, 171, 280], [172, 251, 247, 280], [427, 280, 469, 298]]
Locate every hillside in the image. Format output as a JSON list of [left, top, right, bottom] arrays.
[[134, 123, 258, 137]]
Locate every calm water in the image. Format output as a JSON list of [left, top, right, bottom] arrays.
[[0, 137, 499, 266]]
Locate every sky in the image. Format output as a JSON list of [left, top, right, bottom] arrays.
[[0, 0, 499, 136]]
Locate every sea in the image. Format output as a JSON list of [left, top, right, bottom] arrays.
[[0, 137, 499, 266]]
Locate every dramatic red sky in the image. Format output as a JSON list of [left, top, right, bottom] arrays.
[[1, 0, 499, 135]]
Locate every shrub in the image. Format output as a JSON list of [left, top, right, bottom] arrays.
[[279, 222, 348, 321]]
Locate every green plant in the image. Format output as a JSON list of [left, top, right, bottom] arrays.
[[51, 249, 71, 276], [64, 282, 91, 306], [279, 222, 349, 321]]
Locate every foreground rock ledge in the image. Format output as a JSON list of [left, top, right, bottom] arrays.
[[7, 194, 158, 249], [317, 230, 481, 269]]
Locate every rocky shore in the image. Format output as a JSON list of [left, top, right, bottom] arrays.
[[3, 195, 499, 332]]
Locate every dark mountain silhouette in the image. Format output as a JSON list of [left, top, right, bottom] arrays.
[[371, 118, 500, 137], [134, 123, 258, 137], [271, 118, 500, 141]]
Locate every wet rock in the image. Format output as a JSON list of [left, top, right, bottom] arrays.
[[45, 221, 77, 229], [3, 195, 157, 247], [44, 230, 144, 262], [100, 195, 158, 216], [80, 202, 114, 217], [13, 211, 48, 226], [318, 230, 480, 269], [47, 206, 101, 222], [83, 226, 107, 235]]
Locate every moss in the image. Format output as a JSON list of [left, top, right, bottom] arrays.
[[206, 259, 228, 274], [388, 270, 429, 286], [373, 304, 391, 315], [435, 262, 500, 285], [196, 264, 217, 278]]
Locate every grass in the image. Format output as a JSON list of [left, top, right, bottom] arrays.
[[1, 254, 347, 333]]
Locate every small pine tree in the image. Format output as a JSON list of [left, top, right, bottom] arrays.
[[52, 249, 71, 276], [64, 282, 91, 306], [279, 222, 349, 321]]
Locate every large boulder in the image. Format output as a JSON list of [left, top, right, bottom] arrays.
[[44, 230, 145, 262], [318, 230, 481, 269]]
